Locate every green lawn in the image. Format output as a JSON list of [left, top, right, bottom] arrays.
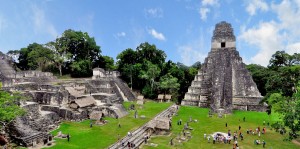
[[46, 101, 172, 149], [143, 106, 298, 149]]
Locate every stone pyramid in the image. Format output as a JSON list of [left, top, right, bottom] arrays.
[[181, 21, 265, 113]]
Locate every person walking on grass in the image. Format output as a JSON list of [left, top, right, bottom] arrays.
[[262, 140, 266, 148], [67, 133, 70, 142]]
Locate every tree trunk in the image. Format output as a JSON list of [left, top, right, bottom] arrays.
[[59, 64, 62, 76]]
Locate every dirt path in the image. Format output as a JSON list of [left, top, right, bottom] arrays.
[[292, 139, 300, 146]]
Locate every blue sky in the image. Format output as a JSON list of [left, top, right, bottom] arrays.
[[0, 0, 299, 66]]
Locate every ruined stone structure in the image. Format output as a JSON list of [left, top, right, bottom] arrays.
[[182, 21, 266, 113], [0, 54, 135, 147]]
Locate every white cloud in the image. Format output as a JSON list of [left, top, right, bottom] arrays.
[[199, 8, 210, 21], [31, 5, 58, 38], [178, 45, 207, 66], [239, 21, 283, 66], [145, 8, 163, 18], [202, 0, 219, 6], [286, 42, 300, 54], [240, 0, 300, 66], [148, 28, 166, 41], [177, 32, 207, 66], [246, 0, 269, 16], [117, 32, 126, 37]]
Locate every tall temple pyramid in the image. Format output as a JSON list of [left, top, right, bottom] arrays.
[[181, 21, 266, 113]]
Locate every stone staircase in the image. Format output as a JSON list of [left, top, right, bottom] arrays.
[[0, 55, 16, 80], [113, 78, 136, 101], [110, 104, 128, 118], [108, 104, 178, 149]]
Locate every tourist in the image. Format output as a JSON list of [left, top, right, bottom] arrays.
[[213, 135, 216, 144], [90, 121, 93, 127], [240, 133, 243, 141], [246, 129, 249, 134], [204, 133, 206, 139], [258, 131, 261, 137], [226, 122, 228, 127], [170, 138, 174, 145], [179, 119, 182, 125], [134, 110, 138, 118], [207, 135, 211, 143], [144, 135, 148, 144], [117, 134, 120, 141], [233, 132, 237, 141], [227, 136, 231, 144], [262, 140, 266, 148], [255, 139, 260, 145], [223, 136, 227, 144], [239, 125, 241, 130], [127, 142, 131, 148], [118, 122, 121, 128], [67, 133, 70, 142]]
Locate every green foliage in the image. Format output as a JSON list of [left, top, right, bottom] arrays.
[[159, 73, 180, 94], [54, 29, 101, 77], [27, 43, 54, 70], [139, 61, 161, 97], [14, 29, 102, 77], [246, 64, 270, 96], [267, 82, 300, 139], [97, 56, 116, 70], [70, 60, 92, 77], [0, 91, 25, 126]]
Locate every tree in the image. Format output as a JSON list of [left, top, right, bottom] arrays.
[[268, 82, 300, 139], [56, 29, 101, 77], [58, 29, 101, 62], [159, 73, 180, 95], [70, 60, 92, 77], [191, 61, 202, 69], [136, 42, 166, 67], [17, 43, 53, 70], [17, 47, 31, 70], [45, 41, 71, 76], [27, 43, 53, 70], [268, 51, 292, 69], [246, 64, 270, 96], [98, 56, 116, 70], [139, 61, 161, 97], [0, 91, 26, 132]]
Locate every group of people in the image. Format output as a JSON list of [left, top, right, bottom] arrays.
[[120, 141, 135, 148], [254, 139, 266, 147], [246, 126, 267, 136]]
